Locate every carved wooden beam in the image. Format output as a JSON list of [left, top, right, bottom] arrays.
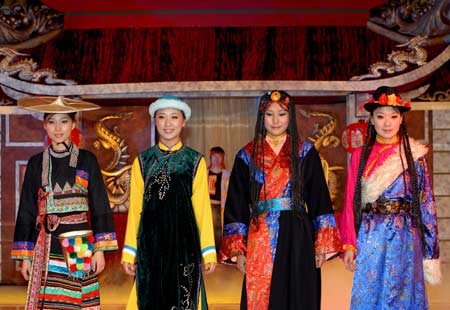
[[0, 3, 63, 48], [0, 45, 449, 100], [367, 0, 450, 39]]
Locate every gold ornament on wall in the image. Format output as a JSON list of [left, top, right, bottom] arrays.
[[300, 109, 340, 150], [300, 108, 345, 210], [93, 112, 133, 211], [418, 89, 450, 101]]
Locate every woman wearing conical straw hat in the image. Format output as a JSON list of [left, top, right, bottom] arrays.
[[11, 96, 118, 310]]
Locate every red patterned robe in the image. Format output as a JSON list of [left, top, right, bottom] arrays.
[[221, 138, 341, 310]]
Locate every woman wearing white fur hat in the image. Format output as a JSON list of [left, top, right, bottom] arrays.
[[121, 96, 217, 310], [339, 86, 441, 309]]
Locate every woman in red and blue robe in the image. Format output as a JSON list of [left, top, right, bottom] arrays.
[[221, 90, 341, 310]]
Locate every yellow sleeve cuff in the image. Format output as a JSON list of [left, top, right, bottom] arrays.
[[203, 252, 217, 264], [343, 244, 357, 253], [121, 251, 136, 264]]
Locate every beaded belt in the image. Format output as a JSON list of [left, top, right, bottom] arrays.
[[257, 198, 292, 214], [364, 200, 411, 214], [46, 212, 88, 232]]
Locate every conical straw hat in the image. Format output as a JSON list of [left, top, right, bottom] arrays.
[[18, 96, 100, 113]]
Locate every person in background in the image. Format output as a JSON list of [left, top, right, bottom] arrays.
[[121, 96, 216, 310], [208, 146, 230, 254], [12, 96, 118, 310], [221, 90, 341, 310], [339, 86, 441, 309]]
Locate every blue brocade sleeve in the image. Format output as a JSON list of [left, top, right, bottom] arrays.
[[417, 157, 439, 259]]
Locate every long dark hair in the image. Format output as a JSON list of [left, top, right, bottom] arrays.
[[353, 114, 425, 248], [249, 91, 304, 222]]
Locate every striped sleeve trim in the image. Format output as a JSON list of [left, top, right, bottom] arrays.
[[94, 240, 118, 252], [11, 241, 34, 260], [123, 245, 137, 257], [202, 246, 216, 257], [11, 251, 33, 261]]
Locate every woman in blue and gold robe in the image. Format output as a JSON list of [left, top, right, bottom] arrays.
[[339, 86, 441, 309]]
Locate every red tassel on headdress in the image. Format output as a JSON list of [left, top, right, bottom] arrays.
[[70, 128, 81, 146]]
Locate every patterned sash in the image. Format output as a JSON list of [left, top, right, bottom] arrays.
[[26, 231, 51, 310], [26, 145, 81, 309]]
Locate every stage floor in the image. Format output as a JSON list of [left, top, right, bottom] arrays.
[[1, 259, 449, 309]]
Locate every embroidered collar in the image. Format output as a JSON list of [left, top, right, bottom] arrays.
[[266, 133, 287, 148], [265, 133, 288, 155], [42, 144, 79, 188], [376, 135, 399, 145], [158, 141, 183, 152]]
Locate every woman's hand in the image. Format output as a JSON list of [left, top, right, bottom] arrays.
[[122, 262, 136, 276], [236, 255, 246, 274], [315, 253, 326, 268], [343, 249, 356, 272], [21, 260, 31, 281], [203, 262, 216, 274], [91, 251, 105, 275]]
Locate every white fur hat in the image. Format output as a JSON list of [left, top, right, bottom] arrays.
[[148, 96, 191, 120]]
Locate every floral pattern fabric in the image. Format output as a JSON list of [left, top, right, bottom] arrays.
[[222, 138, 341, 310], [339, 139, 439, 309]]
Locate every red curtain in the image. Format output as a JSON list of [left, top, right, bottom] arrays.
[[33, 27, 404, 84]]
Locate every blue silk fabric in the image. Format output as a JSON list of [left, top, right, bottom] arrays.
[[351, 158, 438, 310]]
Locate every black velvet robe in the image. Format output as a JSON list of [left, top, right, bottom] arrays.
[[136, 145, 207, 310]]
